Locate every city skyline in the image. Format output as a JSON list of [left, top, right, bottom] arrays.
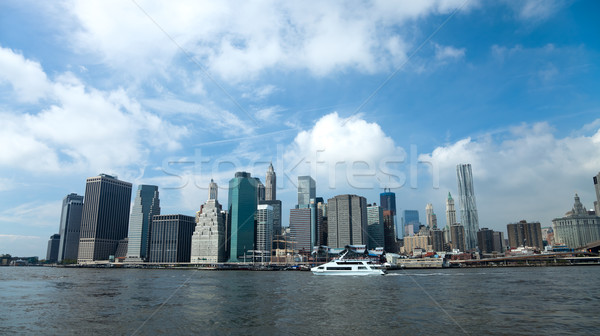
[[2, 1, 600, 257]]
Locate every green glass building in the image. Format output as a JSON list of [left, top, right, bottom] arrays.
[[228, 172, 258, 262]]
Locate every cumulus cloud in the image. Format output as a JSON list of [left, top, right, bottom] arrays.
[[0, 46, 188, 174], [505, 0, 568, 22], [434, 43, 466, 61], [0, 46, 51, 102]]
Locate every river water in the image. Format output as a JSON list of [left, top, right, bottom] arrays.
[[1, 266, 599, 335]]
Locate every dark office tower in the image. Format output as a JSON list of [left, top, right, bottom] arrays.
[[126, 185, 160, 262], [457, 164, 479, 250], [380, 189, 396, 215], [78, 174, 132, 263], [290, 207, 312, 253], [254, 177, 266, 202], [297, 176, 316, 207], [402, 210, 420, 236], [57, 193, 84, 262], [493, 231, 505, 253], [367, 204, 385, 250], [430, 229, 444, 252], [477, 228, 495, 254], [382, 210, 398, 252], [46, 234, 60, 262], [148, 214, 195, 263], [317, 200, 328, 246], [228, 172, 258, 262], [327, 194, 368, 248], [594, 172, 600, 215], [507, 220, 543, 249], [450, 224, 466, 252], [265, 162, 276, 201]]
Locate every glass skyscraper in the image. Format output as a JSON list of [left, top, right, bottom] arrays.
[[402, 210, 420, 236], [57, 193, 84, 262], [297, 176, 316, 207], [457, 164, 479, 250], [126, 185, 160, 262], [228, 172, 258, 262]]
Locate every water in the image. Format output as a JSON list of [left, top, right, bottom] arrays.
[[1, 266, 599, 335]]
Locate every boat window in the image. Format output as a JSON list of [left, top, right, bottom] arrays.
[[336, 261, 364, 265], [326, 267, 352, 270], [318, 267, 324, 269], [358, 266, 367, 270]]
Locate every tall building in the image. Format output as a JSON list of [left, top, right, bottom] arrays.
[[126, 185, 160, 262], [148, 214, 195, 263], [367, 204, 385, 250], [191, 180, 227, 263], [57, 193, 84, 262], [290, 200, 323, 253], [254, 177, 266, 202], [382, 210, 398, 252], [265, 162, 276, 201], [255, 204, 274, 261], [450, 224, 466, 252], [228, 172, 258, 262], [430, 229, 444, 252], [426, 204, 434, 229], [446, 192, 457, 227], [46, 234, 60, 262], [260, 200, 282, 237], [594, 172, 600, 215], [327, 194, 367, 248], [552, 194, 600, 248], [297, 176, 316, 207], [507, 220, 544, 249], [317, 200, 328, 246], [380, 189, 396, 214], [78, 174, 132, 263], [402, 210, 420, 236], [477, 228, 495, 254], [493, 231, 505, 253], [457, 164, 479, 250]]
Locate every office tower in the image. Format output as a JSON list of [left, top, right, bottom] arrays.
[[493, 231, 505, 252], [148, 214, 195, 263], [552, 194, 600, 248], [57, 193, 84, 262], [290, 200, 323, 253], [228, 172, 258, 262], [191, 180, 227, 263], [446, 192, 457, 227], [380, 189, 397, 215], [265, 162, 276, 201], [426, 204, 434, 229], [78, 174, 132, 263], [402, 210, 420, 236], [260, 200, 282, 237], [594, 172, 600, 215], [297, 176, 316, 207], [255, 204, 274, 261], [477, 228, 495, 253], [382, 210, 398, 252], [506, 220, 544, 249], [457, 164, 479, 250], [115, 239, 128, 259], [430, 229, 444, 252], [327, 194, 367, 248], [126, 185, 160, 262], [450, 224, 466, 252], [317, 200, 328, 246], [254, 177, 266, 202], [46, 234, 60, 262], [367, 204, 385, 250]]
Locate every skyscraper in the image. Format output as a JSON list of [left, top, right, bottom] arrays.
[[254, 177, 266, 202], [380, 189, 399, 245], [46, 234, 60, 263], [57, 193, 84, 262], [265, 162, 276, 201], [367, 204, 385, 250], [446, 192, 456, 227], [126, 185, 160, 262], [191, 180, 227, 263], [425, 203, 438, 230], [457, 164, 479, 250], [297, 176, 316, 207], [290, 207, 312, 252], [327, 194, 368, 248], [148, 214, 195, 263], [450, 224, 466, 252], [78, 174, 132, 263], [228, 172, 258, 262], [402, 210, 420, 236], [255, 204, 274, 261]]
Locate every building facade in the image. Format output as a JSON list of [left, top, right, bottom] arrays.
[[552, 194, 600, 249], [367, 204, 385, 250], [507, 220, 544, 249], [260, 200, 282, 238], [327, 194, 368, 248], [228, 172, 258, 262], [46, 234, 60, 262], [265, 162, 276, 201], [402, 210, 420, 236], [403, 235, 431, 254], [594, 172, 600, 215], [457, 164, 479, 250], [126, 185, 160, 262], [255, 204, 273, 261], [430, 229, 444, 252], [57, 193, 84, 262], [148, 214, 195, 263], [382, 210, 398, 253], [297, 176, 316, 207], [190, 196, 227, 263], [450, 224, 466, 252], [78, 174, 132, 263]]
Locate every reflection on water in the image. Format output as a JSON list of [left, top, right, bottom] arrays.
[[1, 267, 599, 335]]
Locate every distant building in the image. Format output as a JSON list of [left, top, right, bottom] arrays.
[[78, 174, 132, 263], [265, 162, 276, 201], [457, 164, 479, 250], [403, 235, 430, 254], [254, 178, 266, 202], [430, 229, 444, 252], [552, 194, 600, 249], [478, 228, 504, 254], [127, 185, 160, 262], [382, 210, 398, 252], [191, 180, 227, 263], [327, 194, 367, 248], [426, 203, 436, 229], [541, 227, 554, 246], [594, 172, 600, 215], [228, 172, 258, 262], [367, 204, 385, 250], [148, 214, 195, 263], [255, 204, 273, 261], [57, 193, 84, 262], [493, 231, 505, 252], [46, 234, 60, 262], [317, 200, 328, 246], [297, 176, 316, 207], [450, 224, 466, 252], [402, 210, 420, 236], [260, 200, 282, 238], [290, 201, 322, 253], [507, 220, 543, 249], [446, 192, 457, 226]]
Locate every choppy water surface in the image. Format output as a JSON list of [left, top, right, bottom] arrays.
[[1, 266, 599, 335]]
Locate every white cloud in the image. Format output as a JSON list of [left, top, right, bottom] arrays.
[[508, 0, 568, 22], [0, 47, 188, 174], [0, 201, 62, 228], [0, 46, 51, 102], [434, 43, 466, 61]]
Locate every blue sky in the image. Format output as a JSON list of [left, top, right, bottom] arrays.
[[1, 0, 600, 257]]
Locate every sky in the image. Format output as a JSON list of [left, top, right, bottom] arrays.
[[1, 0, 600, 258]]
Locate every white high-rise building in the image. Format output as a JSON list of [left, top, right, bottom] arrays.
[[426, 203, 437, 230], [255, 204, 274, 262], [265, 162, 276, 201], [190, 181, 227, 263], [457, 164, 479, 250], [127, 185, 160, 262], [444, 192, 457, 245]]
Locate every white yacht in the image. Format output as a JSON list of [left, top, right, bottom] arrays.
[[311, 251, 386, 275]]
